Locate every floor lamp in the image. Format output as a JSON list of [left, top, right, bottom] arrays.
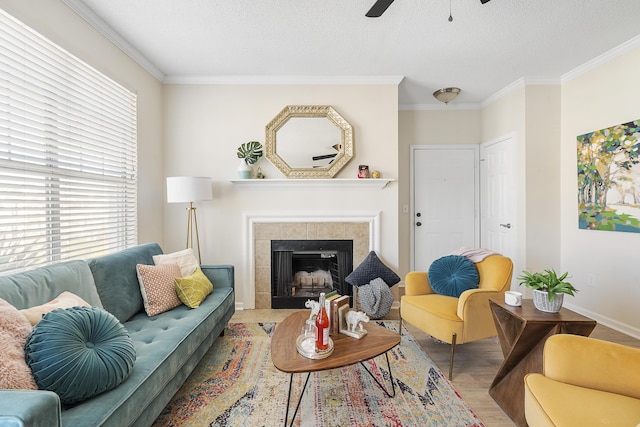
[[166, 176, 212, 264]]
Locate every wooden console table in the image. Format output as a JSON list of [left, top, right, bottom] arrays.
[[488, 299, 596, 427]]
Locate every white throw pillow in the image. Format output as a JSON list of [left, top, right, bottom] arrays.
[[153, 248, 199, 276], [20, 291, 91, 326]]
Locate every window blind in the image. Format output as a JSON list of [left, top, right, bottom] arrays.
[[0, 9, 138, 274]]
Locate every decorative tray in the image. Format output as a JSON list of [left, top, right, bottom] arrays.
[[296, 335, 334, 359]]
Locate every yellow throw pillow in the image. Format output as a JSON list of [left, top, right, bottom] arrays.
[[174, 268, 213, 308]]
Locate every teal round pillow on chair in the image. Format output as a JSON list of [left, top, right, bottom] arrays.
[[25, 306, 136, 405], [428, 255, 480, 297]]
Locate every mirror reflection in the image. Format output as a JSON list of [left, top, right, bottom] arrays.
[[265, 105, 353, 178], [276, 118, 341, 168]]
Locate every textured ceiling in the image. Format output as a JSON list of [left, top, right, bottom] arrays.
[[64, 0, 640, 108]]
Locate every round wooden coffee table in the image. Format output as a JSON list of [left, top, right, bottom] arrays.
[[271, 311, 400, 427]]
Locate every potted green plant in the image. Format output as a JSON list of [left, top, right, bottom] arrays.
[[236, 141, 263, 178], [517, 269, 578, 313]]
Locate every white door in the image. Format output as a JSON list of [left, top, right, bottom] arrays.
[[411, 146, 479, 272], [480, 136, 518, 286]]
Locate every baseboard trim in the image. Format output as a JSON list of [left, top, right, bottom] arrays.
[[563, 302, 640, 340]]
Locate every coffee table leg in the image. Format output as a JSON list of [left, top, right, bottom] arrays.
[[359, 352, 396, 398], [284, 372, 311, 427]]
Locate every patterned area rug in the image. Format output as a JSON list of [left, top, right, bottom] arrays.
[[153, 321, 485, 427]]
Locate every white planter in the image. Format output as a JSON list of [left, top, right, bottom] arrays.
[[237, 159, 251, 179], [532, 290, 563, 313]]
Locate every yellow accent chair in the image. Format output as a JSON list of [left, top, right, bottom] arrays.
[[524, 334, 640, 427], [399, 254, 513, 380]]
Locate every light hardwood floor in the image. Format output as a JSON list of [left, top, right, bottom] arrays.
[[230, 308, 640, 427]]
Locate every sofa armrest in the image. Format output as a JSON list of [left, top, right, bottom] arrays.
[[404, 272, 435, 296], [544, 334, 640, 400], [0, 390, 61, 427], [200, 265, 235, 289]]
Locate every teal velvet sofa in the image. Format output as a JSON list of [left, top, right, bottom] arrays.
[[0, 243, 235, 427]]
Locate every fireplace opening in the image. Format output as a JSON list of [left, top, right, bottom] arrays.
[[271, 240, 353, 309]]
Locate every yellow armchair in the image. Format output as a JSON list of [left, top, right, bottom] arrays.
[[400, 254, 513, 379], [524, 334, 640, 426]]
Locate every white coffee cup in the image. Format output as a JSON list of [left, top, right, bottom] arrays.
[[505, 291, 523, 306]]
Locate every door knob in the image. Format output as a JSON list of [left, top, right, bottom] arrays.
[[416, 222, 422, 227], [499, 223, 512, 229]]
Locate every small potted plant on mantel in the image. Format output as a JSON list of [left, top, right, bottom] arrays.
[[236, 141, 263, 179], [517, 268, 578, 313]]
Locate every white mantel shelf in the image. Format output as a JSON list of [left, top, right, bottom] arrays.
[[230, 178, 394, 189]]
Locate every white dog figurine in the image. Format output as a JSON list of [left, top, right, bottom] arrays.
[[305, 299, 320, 321], [345, 310, 369, 332]]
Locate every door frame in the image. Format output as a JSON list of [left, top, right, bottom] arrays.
[[410, 144, 480, 271]]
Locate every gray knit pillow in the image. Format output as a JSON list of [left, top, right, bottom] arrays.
[[358, 277, 394, 319]]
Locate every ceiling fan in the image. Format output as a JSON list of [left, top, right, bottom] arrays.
[[366, 0, 492, 18]]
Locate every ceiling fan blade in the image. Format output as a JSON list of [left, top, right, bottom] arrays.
[[366, 0, 395, 17]]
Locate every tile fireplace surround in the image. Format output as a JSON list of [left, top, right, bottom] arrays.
[[243, 211, 380, 309]]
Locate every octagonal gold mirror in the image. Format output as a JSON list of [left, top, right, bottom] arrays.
[[265, 105, 354, 178]]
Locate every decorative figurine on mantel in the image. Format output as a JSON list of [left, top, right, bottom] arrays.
[[340, 309, 369, 339], [358, 165, 370, 178]]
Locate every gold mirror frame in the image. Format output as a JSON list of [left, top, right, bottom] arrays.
[[265, 105, 354, 178]]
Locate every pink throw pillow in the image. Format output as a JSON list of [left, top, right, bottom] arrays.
[[0, 298, 37, 390], [136, 263, 182, 316]]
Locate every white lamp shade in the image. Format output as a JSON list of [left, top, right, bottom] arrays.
[[166, 176, 212, 203]]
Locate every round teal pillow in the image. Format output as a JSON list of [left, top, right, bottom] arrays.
[[25, 306, 136, 405], [428, 255, 479, 298]]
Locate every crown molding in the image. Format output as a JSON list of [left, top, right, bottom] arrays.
[[562, 34, 640, 83], [61, 0, 165, 81], [480, 35, 640, 107], [480, 78, 525, 108], [480, 77, 560, 108], [163, 75, 405, 85]]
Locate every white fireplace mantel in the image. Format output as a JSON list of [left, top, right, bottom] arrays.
[[241, 210, 381, 310], [231, 178, 394, 189]]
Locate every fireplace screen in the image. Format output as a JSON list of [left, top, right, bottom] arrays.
[[271, 240, 353, 309]]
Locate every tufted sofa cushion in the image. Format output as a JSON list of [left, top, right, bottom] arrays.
[[60, 279, 235, 426], [88, 243, 163, 323], [0, 261, 102, 310]]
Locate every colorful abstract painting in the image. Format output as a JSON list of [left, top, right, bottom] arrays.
[[578, 119, 640, 232]]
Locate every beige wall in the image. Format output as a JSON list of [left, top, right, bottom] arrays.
[[561, 45, 640, 335], [0, 0, 165, 245], [480, 85, 564, 289], [524, 85, 561, 272], [162, 84, 400, 305], [480, 86, 528, 283]]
